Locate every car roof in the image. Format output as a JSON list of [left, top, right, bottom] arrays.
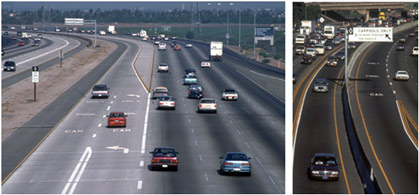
[[314, 153, 335, 157], [316, 78, 328, 82], [200, 98, 215, 101], [225, 152, 246, 155], [154, 146, 175, 150], [110, 112, 124, 115]]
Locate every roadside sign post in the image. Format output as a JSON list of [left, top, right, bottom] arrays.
[[59, 49, 63, 68], [345, 27, 393, 85], [32, 66, 39, 101]]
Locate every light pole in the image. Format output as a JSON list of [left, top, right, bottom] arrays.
[[254, 10, 256, 59], [238, 9, 241, 53]]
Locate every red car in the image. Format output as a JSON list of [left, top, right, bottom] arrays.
[[18, 41, 25, 46], [150, 147, 178, 171], [173, 45, 181, 51], [107, 112, 127, 127]]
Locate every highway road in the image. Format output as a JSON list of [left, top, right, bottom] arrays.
[[293, 39, 364, 193], [2, 34, 285, 193], [347, 25, 418, 194], [2, 33, 81, 80], [2, 33, 89, 89]]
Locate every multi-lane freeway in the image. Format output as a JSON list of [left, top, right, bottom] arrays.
[[2, 32, 285, 193], [293, 20, 418, 194]]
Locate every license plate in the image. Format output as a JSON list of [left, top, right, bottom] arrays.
[[228, 97, 232, 99], [115, 120, 119, 122], [98, 94, 102, 96], [233, 168, 240, 171], [162, 165, 168, 168], [322, 176, 328, 180]]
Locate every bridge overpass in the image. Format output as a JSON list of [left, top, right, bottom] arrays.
[[312, 2, 416, 22]]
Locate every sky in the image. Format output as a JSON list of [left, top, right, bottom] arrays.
[[2, 1, 285, 11]]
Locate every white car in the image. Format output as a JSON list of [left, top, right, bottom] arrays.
[[158, 43, 167, 51], [394, 70, 409, 81], [164, 37, 169, 41], [306, 48, 317, 58], [154, 41, 160, 45], [186, 43, 192, 48], [201, 60, 211, 68], [314, 44, 324, 55], [141, 37, 148, 41], [158, 63, 169, 72], [222, 89, 238, 100], [198, 98, 217, 113], [157, 96, 176, 110], [412, 46, 418, 56]]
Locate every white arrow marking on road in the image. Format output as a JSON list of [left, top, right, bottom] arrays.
[[106, 145, 129, 154]]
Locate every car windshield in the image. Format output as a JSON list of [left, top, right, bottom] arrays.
[[398, 71, 408, 75], [159, 96, 173, 101], [93, 85, 107, 90], [5, 62, 15, 66], [225, 153, 248, 161], [159, 63, 168, 67], [316, 79, 328, 85], [155, 88, 167, 92], [313, 156, 337, 166], [110, 112, 124, 117], [186, 75, 196, 78], [224, 89, 236, 93], [190, 85, 203, 91], [153, 148, 176, 157], [201, 99, 215, 104]]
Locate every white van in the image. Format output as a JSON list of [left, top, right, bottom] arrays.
[[158, 42, 167, 51], [314, 44, 325, 55], [295, 34, 306, 44]]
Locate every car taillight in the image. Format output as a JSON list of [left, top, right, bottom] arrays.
[[159, 102, 163, 105], [202, 91, 204, 95], [214, 104, 217, 107], [188, 91, 191, 95], [224, 162, 233, 165], [171, 159, 178, 163], [242, 163, 250, 165], [152, 159, 159, 163], [170, 103, 175, 106], [199, 104, 202, 108]]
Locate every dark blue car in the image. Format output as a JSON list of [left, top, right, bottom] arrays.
[[188, 84, 204, 99]]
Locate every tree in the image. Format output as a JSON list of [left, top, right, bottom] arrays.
[[186, 31, 194, 39]]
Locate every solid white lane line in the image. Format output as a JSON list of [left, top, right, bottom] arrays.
[[140, 161, 144, 167], [92, 134, 96, 138], [106, 106, 111, 111], [141, 93, 151, 154], [62, 147, 92, 194], [137, 181, 143, 190], [16, 38, 69, 66]]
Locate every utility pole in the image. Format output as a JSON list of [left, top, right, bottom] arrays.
[[254, 10, 256, 59], [238, 9, 241, 53]]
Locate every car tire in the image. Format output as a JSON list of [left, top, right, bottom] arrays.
[[247, 172, 251, 176]]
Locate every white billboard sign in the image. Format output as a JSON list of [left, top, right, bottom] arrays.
[[348, 27, 393, 42], [65, 18, 84, 25]]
